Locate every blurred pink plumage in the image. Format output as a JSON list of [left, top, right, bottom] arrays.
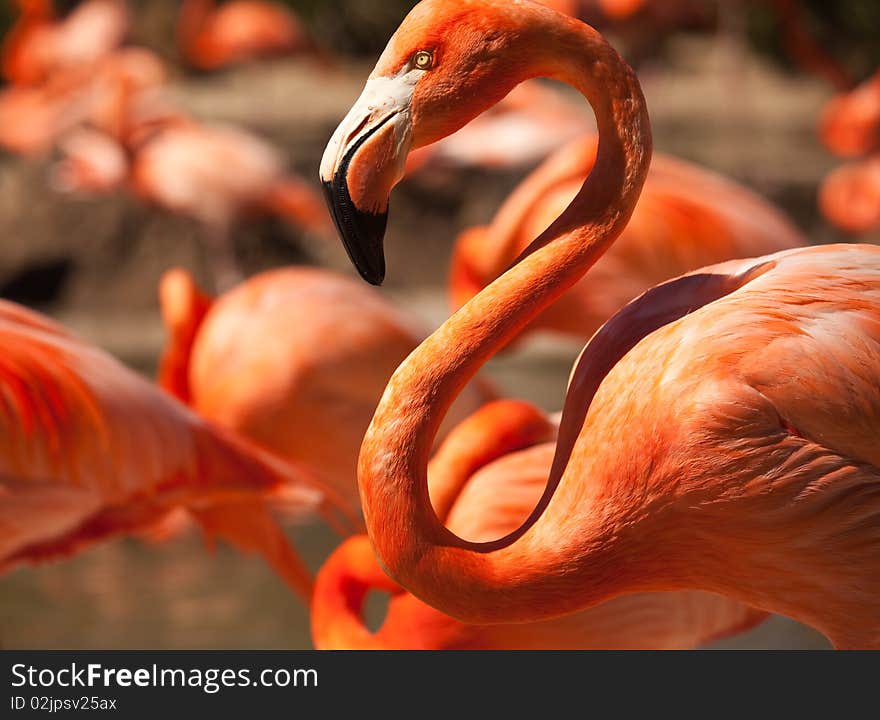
[[0, 300, 347, 601], [157, 267, 493, 510], [450, 135, 806, 342], [2, 0, 128, 86]]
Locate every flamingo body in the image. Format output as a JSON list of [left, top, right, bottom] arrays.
[[2, 0, 128, 86], [129, 120, 328, 235], [178, 0, 311, 71], [158, 268, 491, 509], [820, 71, 880, 158], [819, 156, 880, 234], [451, 136, 806, 340]]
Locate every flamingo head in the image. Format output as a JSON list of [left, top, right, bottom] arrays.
[[320, 0, 568, 284]]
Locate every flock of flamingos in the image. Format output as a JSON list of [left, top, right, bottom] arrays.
[[0, 0, 878, 650]]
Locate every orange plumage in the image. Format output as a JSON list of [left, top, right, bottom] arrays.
[[820, 71, 880, 158], [157, 267, 493, 510], [313, 401, 766, 650], [0, 300, 346, 601], [450, 135, 806, 341], [819, 155, 880, 233], [2, 0, 128, 87], [322, 0, 880, 649], [177, 0, 314, 72]]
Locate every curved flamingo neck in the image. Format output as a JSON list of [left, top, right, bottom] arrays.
[[359, 12, 652, 624], [157, 270, 214, 404], [428, 400, 557, 522], [311, 536, 401, 650]]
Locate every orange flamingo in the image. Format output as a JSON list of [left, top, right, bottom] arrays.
[[817, 71, 880, 232], [0, 69, 89, 155], [126, 115, 330, 290], [313, 401, 767, 649], [2, 0, 128, 87], [450, 135, 806, 341], [819, 155, 880, 234], [177, 0, 315, 72], [157, 267, 493, 510], [0, 46, 166, 157], [321, 0, 880, 649], [0, 299, 349, 601], [49, 126, 130, 194], [819, 71, 880, 158]]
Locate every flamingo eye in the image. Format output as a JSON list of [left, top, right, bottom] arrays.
[[412, 51, 434, 70]]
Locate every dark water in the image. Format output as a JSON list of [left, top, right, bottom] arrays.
[[0, 525, 830, 650], [0, 524, 338, 650]]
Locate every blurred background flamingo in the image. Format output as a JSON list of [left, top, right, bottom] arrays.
[[820, 70, 880, 157], [819, 155, 880, 234], [126, 116, 331, 290], [15, 45, 332, 291], [177, 0, 319, 72], [0, 46, 166, 157], [818, 68, 880, 233], [1, 0, 128, 86], [450, 135, 806, 342], [157, 266, 493, 509], [0, 298, 349, 602]]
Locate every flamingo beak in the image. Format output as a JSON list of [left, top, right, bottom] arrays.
[[320, 73, 419, 285]]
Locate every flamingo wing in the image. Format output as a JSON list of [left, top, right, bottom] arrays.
[[0, 301, 334, 588]]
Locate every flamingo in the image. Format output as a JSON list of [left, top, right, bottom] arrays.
[[819, 70, 880, 159], [406, 80, 591, 173], [0, 46, 166, 157], [177, 0, 315, 72], [126, 115, 330, 290], [0, 299, 349, 602], [0, 69, 89, 155], [49, 126, 130, 194], [2, 0, 129, 87], [817, 71, 880, 232], [157, 267, 493, 510], [450, 135, 806, 342], [819, 155, 880, 234], [320, 0, 880, 649], [313, 400, 767, 649]]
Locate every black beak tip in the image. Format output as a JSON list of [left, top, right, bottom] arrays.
[[322, 179, 388, 287]]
